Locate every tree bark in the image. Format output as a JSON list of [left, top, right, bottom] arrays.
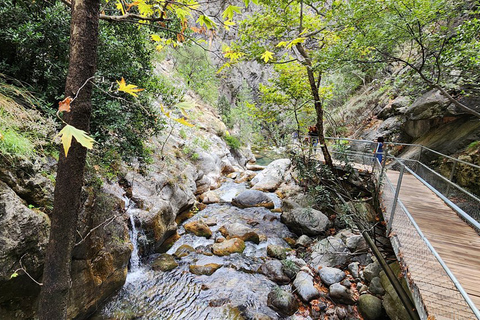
[[296, 43, 333, 168], [38, 0, 100, 319]]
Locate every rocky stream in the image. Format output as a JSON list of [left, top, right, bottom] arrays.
[[91, 160, 408, 320]]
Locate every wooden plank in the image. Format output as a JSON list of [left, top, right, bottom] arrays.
[[386, 170, 480, 311]]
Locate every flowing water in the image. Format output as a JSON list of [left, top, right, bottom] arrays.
[[96, 181, 294, 320]]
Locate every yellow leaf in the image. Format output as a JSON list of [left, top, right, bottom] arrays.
[[151, 34, 162, 42], [174, 117, 194, 127], [261, 50, 274, 63], [117, 77, 144, 97], [55, 124, 95, 157]]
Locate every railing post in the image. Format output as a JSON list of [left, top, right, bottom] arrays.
[[445, 161, 457, 198], [387, 163, 405, 234]]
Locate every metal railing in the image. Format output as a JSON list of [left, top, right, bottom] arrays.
[[325, 137, 480, 231], [322, 137, 480, 319]]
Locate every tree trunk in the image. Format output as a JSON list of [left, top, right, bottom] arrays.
[[304, 67, 333, 167], [295, 43, 333, 168], [38, 1, 100, 319]]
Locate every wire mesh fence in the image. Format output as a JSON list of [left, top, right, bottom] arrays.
[[325, 137, 480, 319], [381, 166, 478, 319], [389, 144, 480, 230]]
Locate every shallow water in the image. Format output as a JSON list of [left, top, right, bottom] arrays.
[[96, 183, 295, 320]]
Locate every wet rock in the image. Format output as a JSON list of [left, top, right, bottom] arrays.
[[267, 287, 298, 316], [195, 245, 213, 256], [369, 277, 385, 295], [363, 261, 382, 282], [295, 235, 313, 247], [293, 269, 320, 302], [281, 258, 305, 280], [199, 190, 220, 204], [173, 244, 195, 258], [189, 263, 222, 276], [184, 220, 212, 238], [212, 238, 246, 256], [311, 236, 350, 268], [151, 254, 178, 271], [281, 207, 330, 236], [348, 262, 360, 279], [259, 260, 290, 285], [318, 267, 346, 286], [358, 294, 384, 320], [231, 190, 274, 209], [219, 222, 260, 244], [266, 245, 292, 260], [329, 283, 356, 305], [283, 237, 296, 247], [251, 159, 291, 192]]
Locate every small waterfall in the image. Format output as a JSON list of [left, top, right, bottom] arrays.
[[125, 197, 141, 270]]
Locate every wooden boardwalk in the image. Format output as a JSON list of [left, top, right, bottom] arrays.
[[387, 170, 480, 316]]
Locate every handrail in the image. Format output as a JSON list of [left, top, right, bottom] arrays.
[[388, 159, 480, 319], [325, 136, 480, 170], [317, 137, 480, 318]]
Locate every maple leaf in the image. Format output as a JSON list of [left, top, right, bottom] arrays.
[[55, 124, 94, 157], [261, 50, 274, 63], [58, 96, 72, 112], [117, 77, 144, 97]]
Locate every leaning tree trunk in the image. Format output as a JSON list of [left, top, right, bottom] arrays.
[[295, 43, 333, 168], [38, 1, 100, 319], [304, 68, 333, 168]]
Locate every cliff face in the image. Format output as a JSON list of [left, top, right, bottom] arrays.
[[0, 64, 252, 319]]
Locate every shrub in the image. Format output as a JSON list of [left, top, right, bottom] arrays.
[[224, 134, 242, 150]]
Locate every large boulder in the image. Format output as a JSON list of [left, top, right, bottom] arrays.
[[267, 287, 298, 316], [293, 269, 320, 302], [406, 89, 450, 120], [281, 208, 330, 236], [251, 159, 291, 191], [151, 254, 178, 271], [318, 267, 346, 286], [259, 260, 290, 285], [310, 236, 350, 268], [0, 181, 50, 319], [358, 294, 384, 320], [231, 190, 274, 209]]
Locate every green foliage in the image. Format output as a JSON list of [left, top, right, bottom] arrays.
[[344, 0, 480, 95], [0, 128, 34, 159], [0, 1, 70, 106], [169, 45, 220, 105], [224, 134, 242, 150], [0, 1, 176, 162]]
